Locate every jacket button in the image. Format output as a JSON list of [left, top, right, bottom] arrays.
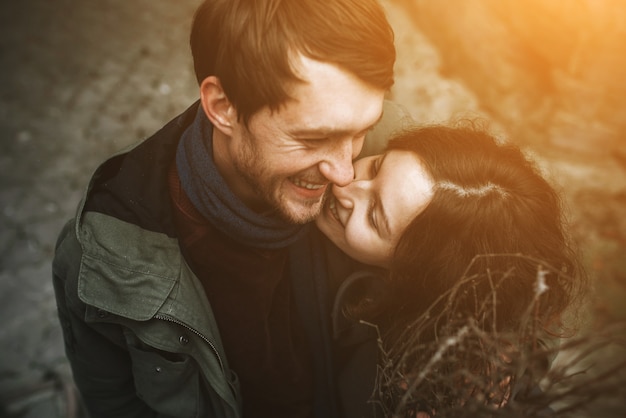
[[96, 309, 108, 318], [179, 335, 189, 345], [155, 366, 162, 373]]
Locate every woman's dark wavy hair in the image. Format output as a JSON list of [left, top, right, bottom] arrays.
[[377, 124, 585, 342], [190, 0, 395, 126]]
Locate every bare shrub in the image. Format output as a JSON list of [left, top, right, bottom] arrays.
[[370, 254, 626, 417]]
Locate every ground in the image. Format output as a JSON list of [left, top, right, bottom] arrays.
[[0, 0, 624, 416]]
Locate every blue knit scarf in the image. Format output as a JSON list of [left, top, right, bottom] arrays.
[[175, 107, 310, 249]]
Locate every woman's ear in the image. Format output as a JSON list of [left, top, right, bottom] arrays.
[[199, 76, 236, 136]]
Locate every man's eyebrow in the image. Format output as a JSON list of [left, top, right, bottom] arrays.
[[290, 112, 384, 137], [289, 127, 349, 137]]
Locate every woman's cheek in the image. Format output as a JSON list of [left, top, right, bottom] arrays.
[[344, 230, 375, 263]]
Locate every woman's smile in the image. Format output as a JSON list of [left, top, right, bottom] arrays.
[[328, 195, 343, 225]]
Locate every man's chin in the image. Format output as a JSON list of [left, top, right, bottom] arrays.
[[279, 200, 324, 225]]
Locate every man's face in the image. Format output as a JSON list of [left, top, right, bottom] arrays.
[[225, 55, 385, 224]]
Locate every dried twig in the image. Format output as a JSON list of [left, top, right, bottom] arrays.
[[374, 255, 626, 417]]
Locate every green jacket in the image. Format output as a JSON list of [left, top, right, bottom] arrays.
[[52, 101, 412, 418], [54, 214, 239, 417]]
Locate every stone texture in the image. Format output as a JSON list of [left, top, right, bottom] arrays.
[[1, 0, 624, 416]]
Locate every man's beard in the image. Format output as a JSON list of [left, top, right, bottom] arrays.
[[233, 150, 326, 224], [242, 169, 328, 224], [273, 187, 329, 224]]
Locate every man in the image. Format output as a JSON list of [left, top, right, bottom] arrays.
[[52, 0, 409, 417]]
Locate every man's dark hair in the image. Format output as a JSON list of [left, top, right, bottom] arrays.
[[190, 0, 395, 125]]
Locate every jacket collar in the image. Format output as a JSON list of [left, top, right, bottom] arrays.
[[77, 211, 183, 320], [73, 102, 217, 332]]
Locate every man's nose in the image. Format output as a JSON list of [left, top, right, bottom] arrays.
[[318, 136, 364, 187]]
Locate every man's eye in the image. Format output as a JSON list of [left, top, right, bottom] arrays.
[[301, 137, 327, 147]]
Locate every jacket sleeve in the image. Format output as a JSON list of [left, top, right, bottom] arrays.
[[52, 219, 157, 418]]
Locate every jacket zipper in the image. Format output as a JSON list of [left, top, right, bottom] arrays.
[[154, 313, 242, 414], [154, 313, 225, 373]]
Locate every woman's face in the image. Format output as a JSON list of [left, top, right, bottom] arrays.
[[316, 150, 434, 268]]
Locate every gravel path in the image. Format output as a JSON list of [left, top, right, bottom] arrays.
[[1, 1, 623, 416]]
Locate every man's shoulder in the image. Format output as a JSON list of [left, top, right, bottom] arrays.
[[82, 101, 202, 234]]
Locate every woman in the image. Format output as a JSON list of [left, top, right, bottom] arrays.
[[316, 124, 586, 417]]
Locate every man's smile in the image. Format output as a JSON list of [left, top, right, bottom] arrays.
[[290, 177, 326, 190]]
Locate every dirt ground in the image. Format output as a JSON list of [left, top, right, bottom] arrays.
[[0, 0, 624, 416]]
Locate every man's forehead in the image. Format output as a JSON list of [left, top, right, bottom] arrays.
[[285, 111, 384, 137], [253, 54, 385, 136]]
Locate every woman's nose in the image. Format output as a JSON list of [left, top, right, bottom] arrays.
[[333, 179, 370, 209]]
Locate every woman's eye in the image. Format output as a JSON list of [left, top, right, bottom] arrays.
[[368, 202, 378, 230], [370, 157, 380, 178]]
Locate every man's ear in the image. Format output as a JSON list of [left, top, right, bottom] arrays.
[[199, 76, 236, 136]]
